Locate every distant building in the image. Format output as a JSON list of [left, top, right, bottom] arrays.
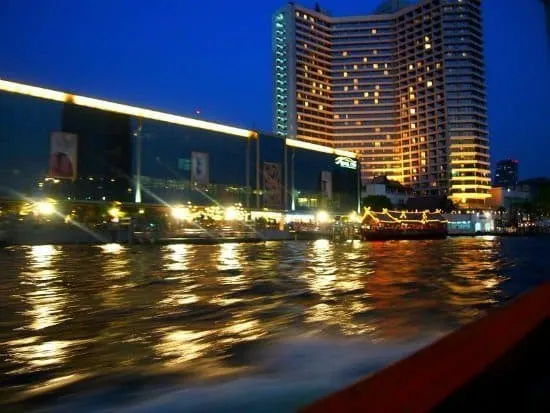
[[494, 159, 519, 188], [273, 0, 490, 207]]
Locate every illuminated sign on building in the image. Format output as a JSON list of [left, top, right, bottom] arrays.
[[335, 156, 357, 170]]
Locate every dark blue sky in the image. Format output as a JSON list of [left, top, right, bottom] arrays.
[[1, 0, 549, 179]]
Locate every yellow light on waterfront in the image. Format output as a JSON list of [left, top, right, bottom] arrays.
[[224, 206, 240, 221], [316, 210, 330, 224], [171, 206, 190, 221], [34, 200, 56, 216], [348, 211, 362, 223], [0, 79, 256, 139]]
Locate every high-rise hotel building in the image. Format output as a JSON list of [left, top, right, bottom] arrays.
[[273, 0, 490, 206]]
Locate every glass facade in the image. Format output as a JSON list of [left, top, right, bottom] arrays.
[[0, 87, 358, 213]]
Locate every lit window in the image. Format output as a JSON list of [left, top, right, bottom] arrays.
[[305, 101, 309, 107], [353, 85, 358, 90], [417, 61, 423, 68], [310, 16, 314, 22], [344, 86, 349, 91], [319, 84, 323, 89], [375, 85, 380, 90], [421, 152, 426, 158], [426, 66, 431, 72], [304, 65, 308, 71], [374, 99, 379, 104], [364, 92, 369, 97], [313, 81, 316, 87], [374, 91, 379, 97], [320, 91, 323, 96], [375, 128, 381, 132], [334, 114, 340, 119], [318, 69, 323, 75], [303, 14, 308, 19], [372, 29, 377, 34], [462, 52, 467, 57], [425, 43, 432, 50], [356, 121, 362, 126], [354, 99, 359, 105], [298, 114, 301, 120], [418, 76, 423, 82], [311, 88, 315, 94], [410, 108, 416, 114], [384, 70, 389, 75], [319, 104, 324, 110], [327, 86, 330, 91], [385, 63, 388, 69], [421, 159, 427, 166], [409, 64, 414, 71], [353, 64, 358, 70], [353, 78, 358, 84], [363, 57, 368, 62], [343, 51, 348, 56], [409, 86, 414, 92], [304, 43, 308, 48], [373, 63, 379, 69], [425, 36, 430, 42], [373, 50, 378, 55], [375, 141, 381, 147], [296, 11, 300, 17], [343, 72, 348, 77], [410, 94, 415, 100], [436, 63, 441, 69], [411, 123, 416, 129], [427, 81, 433, 87]]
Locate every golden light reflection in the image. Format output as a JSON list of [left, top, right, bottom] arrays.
[[22, 245, 67, 331], [6, 340, 79, 370], [164, 244, 191, 272], [154, 329, 212, 366], [217, 243, 243, 274], [220, 319, 265, 343], [99, 243, 124, 254]]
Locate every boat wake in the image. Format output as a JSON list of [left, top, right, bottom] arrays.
[[27, 334, 440, 413]]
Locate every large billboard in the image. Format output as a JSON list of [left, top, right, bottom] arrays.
[[263, 162, 282, 209], [191, 152, 209, 185], [49, 132, 78, 180]]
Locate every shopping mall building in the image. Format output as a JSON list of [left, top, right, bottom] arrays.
[[0, 79, 359, 214]]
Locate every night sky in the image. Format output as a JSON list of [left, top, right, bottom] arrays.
[[1, 0, 549, 179]]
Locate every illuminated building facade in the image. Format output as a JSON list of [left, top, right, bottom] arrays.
[[273, 0, 490, 206], [0, 79, 358, 213]]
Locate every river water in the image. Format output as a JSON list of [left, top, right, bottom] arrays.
[[1, 237, 549, 412]]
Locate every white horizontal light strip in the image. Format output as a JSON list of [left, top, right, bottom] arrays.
[[286, 138, 357, 159], [0, 79, 256, 139], [0, 79, 68, 102]]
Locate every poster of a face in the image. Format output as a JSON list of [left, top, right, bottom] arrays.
[[191, 152, 209, 185], [49, 132, 78, 180]]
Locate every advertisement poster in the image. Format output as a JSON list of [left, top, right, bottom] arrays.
[[49, 132, 78, 180], [191, 152, 209, 185], [263, 162, 282, 208]]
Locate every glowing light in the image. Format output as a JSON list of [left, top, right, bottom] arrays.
[[0, 79, 256, 139], [224, 206, 241, 221], [348, 211, 362, 223], [316, 210, 330, 224], [171, 206, 190, 221], [108, 207, 121, 219], [35, 200, 56, 216], [286, 138, 357, 159]]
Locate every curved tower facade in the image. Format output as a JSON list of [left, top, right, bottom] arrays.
[[273, 0, 490, 207]]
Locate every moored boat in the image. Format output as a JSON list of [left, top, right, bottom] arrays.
[[361, 208, 448, 241]]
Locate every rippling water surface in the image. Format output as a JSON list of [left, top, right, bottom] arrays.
[[1, 237, 549, 411]]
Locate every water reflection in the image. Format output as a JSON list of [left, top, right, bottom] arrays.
[[0, 237, 533, 408]]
